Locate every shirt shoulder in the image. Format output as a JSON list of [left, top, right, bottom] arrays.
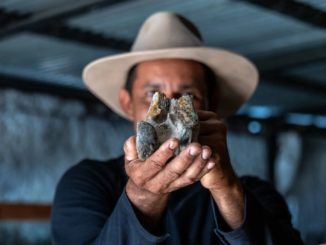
[[54, 155, 127, 204], [64, 155, 125, 181]]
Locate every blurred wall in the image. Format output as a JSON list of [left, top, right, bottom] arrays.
[[0, 89, 133, 203], [285, 133, 326, 243], [0, 89, 133, 244]]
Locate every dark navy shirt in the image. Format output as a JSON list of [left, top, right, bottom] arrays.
[[51, 156, 302, 244]]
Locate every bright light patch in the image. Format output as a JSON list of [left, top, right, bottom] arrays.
[[248, 120, 262, 134], [245, 106, 279, 119], [286, 113, 313, 126], [314, 116, 326, 129]]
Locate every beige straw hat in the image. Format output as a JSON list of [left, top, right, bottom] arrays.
[[83, 11, 259, 118]]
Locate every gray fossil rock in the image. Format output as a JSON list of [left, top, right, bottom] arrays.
[[136, 92, 199, 160]]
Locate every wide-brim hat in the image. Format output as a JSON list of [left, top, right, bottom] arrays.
[[83, 12, 259, 118]]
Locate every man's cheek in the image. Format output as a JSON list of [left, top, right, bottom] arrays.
[[136, 108, 148, 122]]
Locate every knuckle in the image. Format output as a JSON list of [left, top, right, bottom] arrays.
[[134, 169, 143, 179], [166, 169, 182, 180], [147, 158, 165, 171], [133, 177, 145, 187], [132, 171, 146, 187]]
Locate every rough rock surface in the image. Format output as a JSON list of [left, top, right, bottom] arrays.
[[136, 92, 199, 160]]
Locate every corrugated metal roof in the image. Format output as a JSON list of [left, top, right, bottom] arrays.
[[0, 0, 325, 113], [286, 60, 326, 85], [0, 33, 116, 88], [67, 0, 326, 57], [0, 0, 75, 13]]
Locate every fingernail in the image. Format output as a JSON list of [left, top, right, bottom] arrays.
[[169, 140, 177, 150], [202, 149, 210, 160], [189, 147, 200, 156], [207, 161, 215, 170], [125, 154, 134, 161]]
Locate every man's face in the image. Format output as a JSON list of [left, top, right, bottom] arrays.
[[120, 59, 209, 124]]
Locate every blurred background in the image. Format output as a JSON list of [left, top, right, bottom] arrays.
[[0, 0, 325, 244]]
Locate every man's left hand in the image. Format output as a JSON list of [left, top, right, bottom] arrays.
[[197, 110, 245, 229]]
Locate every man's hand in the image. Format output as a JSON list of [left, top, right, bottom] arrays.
[[197, 110, 245, 229], [123, 136, 215, 230]]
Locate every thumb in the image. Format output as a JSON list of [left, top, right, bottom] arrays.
[[123, 136, 138, 162]]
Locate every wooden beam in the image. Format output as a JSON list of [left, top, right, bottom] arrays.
[[0, 203, 51, 220]]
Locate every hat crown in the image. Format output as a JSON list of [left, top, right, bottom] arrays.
[[132, 12, 202, 52], [83, 11, 259, 119]]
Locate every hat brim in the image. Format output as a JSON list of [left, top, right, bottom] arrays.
[[83, 47, 259, 119]]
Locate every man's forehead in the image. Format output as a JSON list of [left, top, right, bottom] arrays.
[[135, 59, 207, 80], [128, 58, 213, 93]]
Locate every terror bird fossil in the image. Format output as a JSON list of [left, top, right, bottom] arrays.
[[136, 92, 199, 160]]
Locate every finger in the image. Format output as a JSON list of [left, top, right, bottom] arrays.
[[146, 138, 179, 171], [199, 120, 219, 135], [198, 135, 225, 153], [181, 146, 212, 181], [148, 143, 202, 190], [198, 158, 216, 179], [168, 146, 212, 189], [198, 120, 225, 135], [123, 136, 138, 162], [127, 138, 179, 187], [196, 110, 219, 120], [198, 135, 225, 145]]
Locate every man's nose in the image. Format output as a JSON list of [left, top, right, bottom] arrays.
[[165, 92, 182, 99]]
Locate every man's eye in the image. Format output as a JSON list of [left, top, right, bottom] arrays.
[[146, 90, 156, 98]]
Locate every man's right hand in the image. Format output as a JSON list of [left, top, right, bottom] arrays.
[[123, 136, 216, 231]]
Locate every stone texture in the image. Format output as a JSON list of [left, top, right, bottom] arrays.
[[136, 92, 199, 160]]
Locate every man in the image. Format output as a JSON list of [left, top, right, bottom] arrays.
[[51, 12, 302, 244]]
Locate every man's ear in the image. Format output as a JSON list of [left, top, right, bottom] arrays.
[[119, 89, 134, 121]]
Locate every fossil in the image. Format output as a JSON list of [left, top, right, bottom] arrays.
[[136, 92, 199, 160]]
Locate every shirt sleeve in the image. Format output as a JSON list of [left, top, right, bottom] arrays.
[[51, 160, 170, 245], [212, 177, 303, 245]]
